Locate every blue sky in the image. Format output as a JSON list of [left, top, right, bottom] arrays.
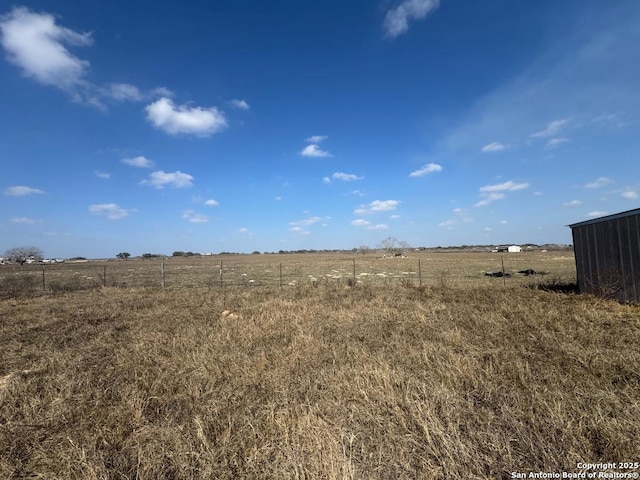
[[1, 0, 639, 258]]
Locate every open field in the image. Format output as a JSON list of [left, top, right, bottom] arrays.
[[0, 250, 577, 294], [2, 252, 639, 478]]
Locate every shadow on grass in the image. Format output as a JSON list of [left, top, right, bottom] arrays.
[[528, 278, 579, 294]]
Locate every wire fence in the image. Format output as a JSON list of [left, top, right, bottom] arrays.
[[0, 253, 577, 297]]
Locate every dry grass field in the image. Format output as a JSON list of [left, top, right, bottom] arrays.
[[0, 250, 577, 293], [1, 252, 639, 479]]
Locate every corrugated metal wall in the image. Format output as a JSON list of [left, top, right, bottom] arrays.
[[571, 212, 640, 303]]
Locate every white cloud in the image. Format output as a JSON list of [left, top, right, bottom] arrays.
[[351, 189, 366, 197], [584, 177, 613, 188], [95, 170, 111, 179], [475, 181, 528, 207], [149, 86, 174, 98], [390, 214, 401, 219], [529, 119, 570, 139], [474, 192, 505, 207], [107, 83, 142, 101], [383, 0, 440, 39], [323, 176, 331, 184], [11, 217, 41, 225], [438, 219, 456, 228], [289, 226, 310, 235], [89, 203, 134, 220], [3, 185, 46, 196], [479, 181, 529, 193], [367, 224, 389, 230], [483, 227, 492, 232], [621, 190, 639, 200], [499, 220, 508, 225], [351, 219, 371, 227], [545, 137, 570, 149], [481, 142, 508, 153], [145, 97, 227, 136], [409, 162, 442, 177], [301, 144, 332, 158], [332, 172, 362, 181], [238, 227, 250, 234], [204, 199, 219, 206], [354, 199, 400, 215], [122, 155, 153, 168], [0, 7, 91, 93], [290, 216, 328, 227], [588, 211, 608, 218], [230, 99, 250, 110], [182, 210, 208, 223], [141, 170, 194, 189], [275, 196, 282, 201], [564, 200, 583, 207], [306, 135, 327, 144]]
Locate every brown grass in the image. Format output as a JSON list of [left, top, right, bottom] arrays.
[[0, 253, 640, 479], [0, 250, 577, 293], [1, 275, 638, 478]]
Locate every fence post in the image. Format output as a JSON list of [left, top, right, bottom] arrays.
[[418, 259, 422, 288], [161, 262, 165, 288], [501, 255, 506, 287], [279, 263, 282, 289], [42, 265, 46, 291], [219, 261, 223, 288], [103, 265, 107, 287], [352, 258, 356, 285]]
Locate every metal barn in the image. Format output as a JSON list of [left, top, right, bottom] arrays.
[[569, 208, 640, 303]]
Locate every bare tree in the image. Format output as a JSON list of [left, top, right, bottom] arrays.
[[4, 246, 44, 265], [378, 237, 410, 255]]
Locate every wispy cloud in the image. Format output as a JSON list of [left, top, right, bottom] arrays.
[[204, 199, 219, 206], [354, 199, 400, 215], [479, 181, 529, 193], [331, 172, 363, 181], [122, 155, 153, 168], [290, 216, 329, 227], [588, 211, 608, 218], [529, 119, 570, 139], [306, 135, 328, 144], [106, 83, 143, 102], [584, 176, 613, 189], [95, 170, 111, 179], [145, 97, 227, 136], [229, 99, 250, 110], [11, 217, 41, 225], [620, 189, 639, 200], [545, 137, 570, 149], [383, 0, 440, 39], [409, 162, 442, 177], [89, 203, 135, 220], [141, 170, 194, 189], [475, 181, 528, 207], [301, 144, 332, 158], [3, 185, 46, 196], [481, 142, 509, 153], [289, 226, 310, 235], [351, 219, 370, 227], [182, 210, 208, 223], [367, 224, 388, 230], [563, 200, 582, 207]]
